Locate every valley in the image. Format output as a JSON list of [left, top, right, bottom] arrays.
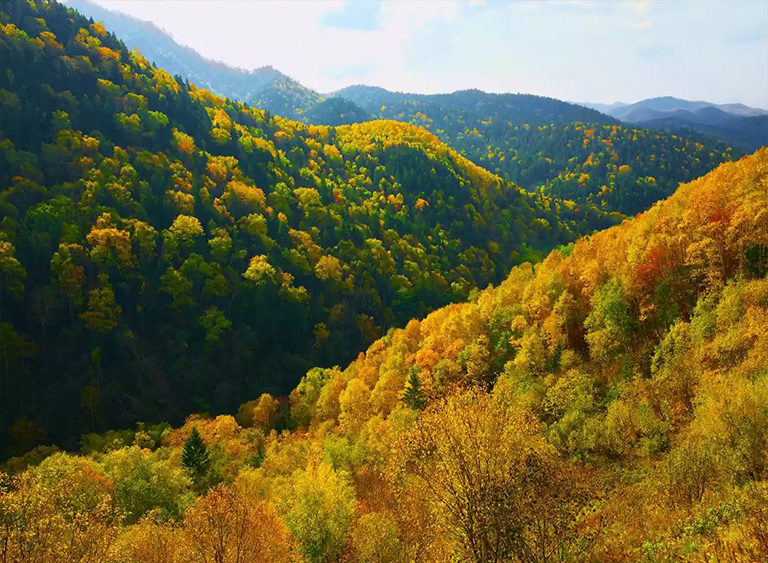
[[1, 1, 767, 562]]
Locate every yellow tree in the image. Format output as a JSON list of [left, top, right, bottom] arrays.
[[183, 485, 292, 563], [399, 388, 596, 563]]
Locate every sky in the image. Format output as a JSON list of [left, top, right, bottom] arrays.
[[84, 0, 768, 108]]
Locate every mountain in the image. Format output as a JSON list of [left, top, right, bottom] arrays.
[[3, 140, 767, 559], [581, 96, 768, 151], [336, 86, 741, 215], [642, 114, 768, 153], [64, 0, 338, 119], [576, 100, 628, 114], [590, 96, 768, 121], [0, 0, 617, 453], [299, 96, 372, 126], [64, 3, 740, 216], [67, 0, 375, 128]]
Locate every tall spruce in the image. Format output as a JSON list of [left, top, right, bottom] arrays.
[[403, 367, 427, 410], [181, 427, 210, 474]]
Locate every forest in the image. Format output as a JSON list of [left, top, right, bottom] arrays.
[[2, 0, 768, 561], [336, 87, 740, 215], [3, 136, 767, 563], [0, 0, 621, 452], [64, 1, 743, 216]]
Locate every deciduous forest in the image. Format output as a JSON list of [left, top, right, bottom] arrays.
[[1, 1, 767, 562], [0, 0, 620, 450]]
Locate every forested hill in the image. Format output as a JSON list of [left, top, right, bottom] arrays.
[[66, 2, 740, 217], [336, 86, 617, 125], [0, 0, 615, 454], [2, 149, 766, 561], [65, 0, 328, 119], [336, 86, 742, 215]]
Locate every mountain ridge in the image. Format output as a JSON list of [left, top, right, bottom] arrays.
[[0, 0, 614, 453], [579, 96, 768, 151], [66, 0, 741, 215]]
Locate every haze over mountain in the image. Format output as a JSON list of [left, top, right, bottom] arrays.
[[582, 96, 767, 121], [66, 0, 331, 120], [580, 96, 768, 151], [56, 1, 746, 217]]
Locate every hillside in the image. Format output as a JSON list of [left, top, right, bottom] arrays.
[[62, 2, 741, 217], [65, 0, 331, 119], [582, 96, 768, 151], [3, 148, 767, 560], [336, 86, 741, 215], [0, 0, 618, 452]]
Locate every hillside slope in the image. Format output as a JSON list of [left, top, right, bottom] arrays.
[[337, 86, 741, 215], [63, 3, 741, 216], [0, 0, 615, 451], [642, 114, 768, 153], [65, 0, 332, 118], [3, 149, 767, 562]]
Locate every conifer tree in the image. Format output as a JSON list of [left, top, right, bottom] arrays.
[[403, 367, 426, 410], [181, 427, 210, 474]]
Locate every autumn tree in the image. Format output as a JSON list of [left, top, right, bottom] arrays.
[[400, 389, 595, 563], [283, 459, 356, 563], [183, 485, 292, 563]]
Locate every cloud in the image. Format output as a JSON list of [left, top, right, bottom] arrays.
[[322, 1, 382, 31], [634, 19, 652, 30], [323, 62, 377, 82], [639, 44, 673, 60], [726, 25, 768, 45]]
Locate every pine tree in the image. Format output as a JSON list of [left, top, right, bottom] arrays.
[[181, 427, 210, 474], [403, 367, 426, 410]]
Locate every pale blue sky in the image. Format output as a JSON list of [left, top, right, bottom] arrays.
[[88, 0, 768, 108]]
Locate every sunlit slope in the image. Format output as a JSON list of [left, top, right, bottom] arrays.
[[3, 150, 766, 563], [337, 86, 741, 215], [276, 148, 768, 560], [0, 0, 613, 450]]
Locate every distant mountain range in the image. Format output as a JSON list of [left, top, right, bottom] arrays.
[[66, 0, 329, 119], [580, 97, 768, 151], [67, 0, 740, 215]]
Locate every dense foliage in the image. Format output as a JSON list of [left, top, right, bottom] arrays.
[[58, 3, 743, 217], [3, 147, 767, 562], [337, 86, 741, 215], [641, 115, 768, 154], [0, 0, 615, 453], [300, 97, 372, 127]]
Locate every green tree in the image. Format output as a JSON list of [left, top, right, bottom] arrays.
[[199, 306, 232, 344], [284, 460, 356, 563], [402, 367, 426, 410], [0, 240, 26, 324], [181, 427, 210, 478]]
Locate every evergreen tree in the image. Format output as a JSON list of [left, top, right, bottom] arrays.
[[403, 367, 426, 410], [181, 427, 210, 474]]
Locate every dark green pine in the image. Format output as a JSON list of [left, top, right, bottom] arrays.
[[403, 367, 427, 411], [181, 427, 210, 473]]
